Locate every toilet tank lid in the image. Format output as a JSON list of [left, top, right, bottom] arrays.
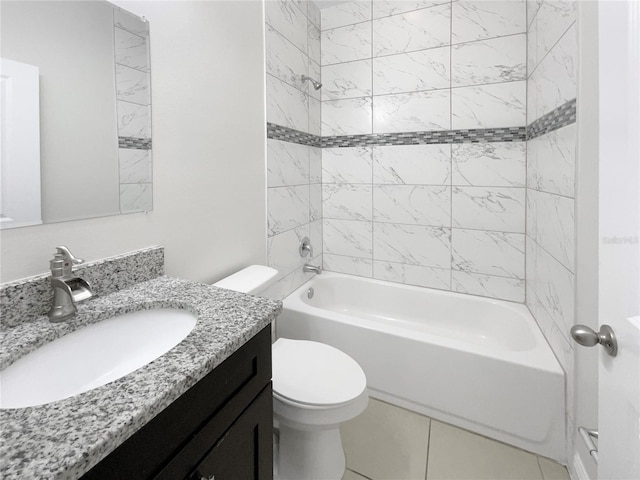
[[213, 265, 278, 294]]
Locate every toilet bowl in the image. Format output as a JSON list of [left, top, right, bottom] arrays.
[[212, 266, 368, 480], [272, 337, 367, 480]]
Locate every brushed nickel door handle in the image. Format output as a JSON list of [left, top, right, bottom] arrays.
[[570, 324, 618, 357]]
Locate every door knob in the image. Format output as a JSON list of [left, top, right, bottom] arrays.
[[570, 324, 618, 357]]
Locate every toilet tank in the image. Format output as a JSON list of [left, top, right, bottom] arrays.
[[213, 265, 278, 295]]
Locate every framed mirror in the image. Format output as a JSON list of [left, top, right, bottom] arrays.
[[0, 0, 152, 229]]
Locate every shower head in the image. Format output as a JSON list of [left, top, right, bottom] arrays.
[[301, 74, 322, 90]]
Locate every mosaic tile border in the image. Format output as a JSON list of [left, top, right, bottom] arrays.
[[267, 123, 525, 147], [267, 99, 576, 148], [527, 98, 577, 140], [322, 127, 526, 147], [267, 123, 321, 147], [0, 246, 164, 329], [119, 136, 152, 150]]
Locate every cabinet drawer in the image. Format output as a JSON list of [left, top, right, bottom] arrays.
[[82, 326, 271, 480]]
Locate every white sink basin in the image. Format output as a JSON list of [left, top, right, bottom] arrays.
[[0, 308, 197, 409]]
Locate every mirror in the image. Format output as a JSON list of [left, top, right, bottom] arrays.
[[0, 0, 152, 229]]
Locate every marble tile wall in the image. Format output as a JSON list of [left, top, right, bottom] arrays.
[[114, 7, 152, 214], [319, 0, 527, 302], [525, 0, 577, 464], [320, 0, 527, 137], [322, 142, 527, 301], [264, 0, 323, 300]]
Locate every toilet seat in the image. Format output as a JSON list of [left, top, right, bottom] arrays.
[[272, 338, 367, 407]]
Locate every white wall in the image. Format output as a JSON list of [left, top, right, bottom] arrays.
[[0, 1, 267, 284]]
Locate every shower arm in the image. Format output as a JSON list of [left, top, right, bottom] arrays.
[[300, 74, 322, 90]]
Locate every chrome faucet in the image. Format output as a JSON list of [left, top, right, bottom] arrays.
[[47, 246, 93, 322], [299, 237, 321, 274], [303, 264, 322, 275], [299, 236, 313, 258]]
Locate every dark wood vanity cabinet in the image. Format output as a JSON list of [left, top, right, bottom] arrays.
[[82, 326, 273, 480]]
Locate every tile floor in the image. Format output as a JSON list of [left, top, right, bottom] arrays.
[[340, 398, 571, 480]]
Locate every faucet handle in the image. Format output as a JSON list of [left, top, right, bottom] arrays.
[[51, 246, 84, 279], [299, 237, 313, 258], [55, 246, 84, 265]]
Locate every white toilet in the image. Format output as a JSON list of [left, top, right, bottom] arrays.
[[213, 266, 368, 480]]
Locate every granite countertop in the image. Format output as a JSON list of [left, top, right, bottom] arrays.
[[0, 276, 282, 480]]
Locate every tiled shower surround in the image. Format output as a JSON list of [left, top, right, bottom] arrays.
[[264, 0, 578, 407], [318, 0, 534, 302], [261, 0, 580, 467], [263, 0, 324, 300], [265, 0, 536, 302], [526, 0, 578, 462]]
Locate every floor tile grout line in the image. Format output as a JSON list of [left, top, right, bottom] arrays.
[[346, 467, 375, 480], [536, 455, 546, 480], [425, 415, 433, 480], [348, 396, 568, 480]]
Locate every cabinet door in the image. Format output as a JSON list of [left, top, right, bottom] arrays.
[[83, 327, 272, 480], [190, 384, 273, 480]]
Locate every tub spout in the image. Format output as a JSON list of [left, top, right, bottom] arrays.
[[303, 263, 322, 275]]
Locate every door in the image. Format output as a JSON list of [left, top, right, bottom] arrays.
[[598, 1, 640, 479]]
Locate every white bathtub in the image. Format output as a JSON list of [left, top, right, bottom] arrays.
[[277, 272, 566, 462]]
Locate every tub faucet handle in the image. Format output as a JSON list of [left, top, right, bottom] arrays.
[[299, 237, 313, 258]]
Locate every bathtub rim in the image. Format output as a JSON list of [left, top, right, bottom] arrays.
[[281, 271, 564, 376]]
